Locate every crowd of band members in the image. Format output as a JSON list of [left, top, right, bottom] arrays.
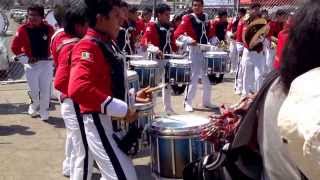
[[9, 0, 290, 179]]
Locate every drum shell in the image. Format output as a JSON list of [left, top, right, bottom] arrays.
[[165, 60, 191, 85], [127, 70, 140, 92], [204, 52, 229, 75], [150, 134, 214, 179], [130, 60, 160, 88]]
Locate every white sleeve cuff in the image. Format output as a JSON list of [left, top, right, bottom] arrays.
[[101, 97, 128, 118], [176, 35, 193, 47]]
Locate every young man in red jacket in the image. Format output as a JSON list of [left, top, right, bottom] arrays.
[[136, 7, 152, 36], [174, 0, 216, 112], [140, 3, 177, 114], [11, 4, 54, 121], [51, 3, 92, 179], [68, 0, 150, 179]]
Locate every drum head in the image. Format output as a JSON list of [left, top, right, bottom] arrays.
[[130, 60, 158, 67], [205, 51, 228, 57], [0, 11, 9, 34], [169, 59, 191, 65], [45, 10, 58, 29], [151, 115, 209, 136]]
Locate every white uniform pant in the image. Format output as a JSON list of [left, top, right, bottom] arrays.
[[229, 40, 238, 73], [24, 61, 53, 119], [241, 48, 266, 96], [160, 60, 173, 111], [234, 42, 244, 93], [265, 46, 275, 74], [185, 48, 212, 106], [61, 98, 93, 180], [83, 113, 138, 180]]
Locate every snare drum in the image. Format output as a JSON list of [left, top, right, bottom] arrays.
[[165, 59, 191, 85], [130, 60, 160, 88], [127, 70, 140, 92], [204, 51, 229, 75], [149, 115, 214, 179]]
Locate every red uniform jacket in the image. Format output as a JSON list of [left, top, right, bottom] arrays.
[[236, 18, 245, 43], [273, 27, 289, 70], [136, 18, 147, 35], [51, 29, 69, 66], [11, 22, 54, 58], [68, 28, 112, 113], [141, 22, 177, 52], [268, 21, 284, 38], [174, 14, 215, 43], [54, 36, 79, 97]]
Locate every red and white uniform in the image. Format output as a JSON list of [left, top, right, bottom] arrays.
[[11, 22, 54, 120], [141, 21, 177, 113], [136, 18, 147, 35], [273, 24, 290, 70], [68, 28, 137, 180], [52, 30, 94, 179], [174, 13, 215, 110]]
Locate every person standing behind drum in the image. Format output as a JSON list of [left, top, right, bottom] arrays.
[[11, 4, 54, 121], [140, 3, 177, 114], [174, 0, 216, 112], [68, 0, 150, 179], [136, 7, 152, 36], [52, 3, 92, 179]]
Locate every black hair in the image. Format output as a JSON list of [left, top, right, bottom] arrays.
[[142, 7, 152, 16], [63, 1, 87, 37], [239, 8, 247, 15], [192, 0, 204, 5], [218, 10, 228, 17], [250, 3, 261, 10], [128, 6, 138, 13], [53, 4, 66, 27], [27, 4, 45, 17], [85, 0, 121, 28], [276, 9, 288, 17], [155, 3, 171, 16], [120, 1, 128, 8], [280, 0, 320, 93]]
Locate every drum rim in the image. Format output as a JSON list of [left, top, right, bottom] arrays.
[[130, 60, 159, 67], [204, 51, 228, 57], [149, 115, 209, 136], [135, 102, 153, 110]]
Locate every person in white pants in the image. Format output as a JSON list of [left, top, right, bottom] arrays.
[[174, 0, 216, 112], [11, 4, 54, 121], [141, 3, 176, 114], [68, 1, 152, 179], [51, 3, 94, 179]]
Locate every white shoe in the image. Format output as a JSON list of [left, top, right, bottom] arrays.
[[62, 159, 70, 177], [28, 105, 39, 118], [40, 111, 49, 121], [184, 103, 194, 112]]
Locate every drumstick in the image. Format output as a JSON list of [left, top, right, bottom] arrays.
[[145, 84, 166, 93]]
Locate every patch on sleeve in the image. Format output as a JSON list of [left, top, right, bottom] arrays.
[[81, 51, 91, 60], [146, 26, 151, 32]]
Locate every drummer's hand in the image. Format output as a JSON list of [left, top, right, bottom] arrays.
[[136, 87, 152, 103], [124, 109, 138, 123], [156, 50, 164, 60], [189, 39, 197, 46]]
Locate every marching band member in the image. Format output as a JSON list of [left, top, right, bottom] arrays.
[[241, 4, 269, 96], [11, 4, 54, 121], [141, 3, 177, 114], [234, 8, 247, 95], [174, 0, 216, 112], [273, 16, 292, 70], [265, 9, 288, 73], [52, 3, 93, 179], [136, 7, 152, 36], [227, 8, 246, 74], [68, 0, 150, 179], [116, 1, 129, 53]]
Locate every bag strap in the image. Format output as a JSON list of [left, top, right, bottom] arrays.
[[231, 70, 280, 149]]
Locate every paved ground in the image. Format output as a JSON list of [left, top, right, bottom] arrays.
[[0, 78, 239, 180]]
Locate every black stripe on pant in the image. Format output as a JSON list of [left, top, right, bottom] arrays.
[[91, 113, 127, 180], [74, 103, 89, 180]]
